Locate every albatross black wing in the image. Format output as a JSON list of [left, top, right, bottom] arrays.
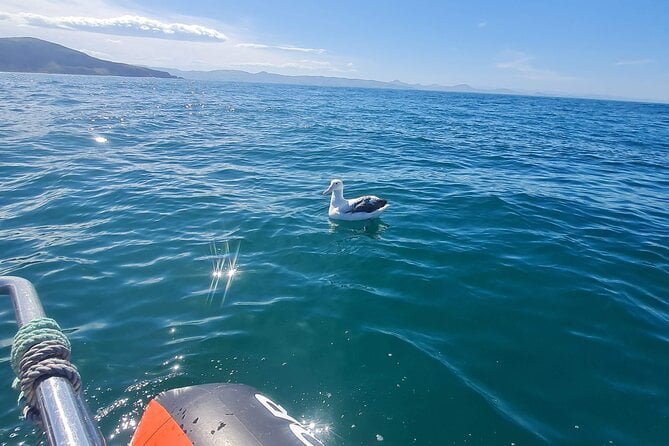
[[347, 196, 387, 213]]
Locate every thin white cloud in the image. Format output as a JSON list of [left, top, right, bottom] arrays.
[[614, 58, 654, 66], [235, 43, 269, 49], [82, 48, 111, 58], [232, 59, 353, 73], [236, 42, 325, 54], [0, 11, 227, 42], [232, 61, 314, 70], [496, 51, 573, 81], [477, 21, 487, 28]]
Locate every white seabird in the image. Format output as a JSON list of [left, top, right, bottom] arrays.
[[322, 179, 389, 221]]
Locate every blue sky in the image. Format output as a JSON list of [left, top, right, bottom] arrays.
[[1, 0, 667, 101]]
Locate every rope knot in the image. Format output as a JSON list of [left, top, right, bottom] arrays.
[[10, 318, 81, 422]]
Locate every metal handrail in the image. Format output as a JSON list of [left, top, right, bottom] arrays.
[[0, 276, 105, 446]]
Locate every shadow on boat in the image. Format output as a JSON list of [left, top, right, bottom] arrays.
[[328, 218, 389, 239]]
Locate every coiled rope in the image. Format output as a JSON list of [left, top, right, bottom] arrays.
[[10, 318, 81, 422]]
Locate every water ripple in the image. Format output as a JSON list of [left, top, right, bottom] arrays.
[[0, 73, 667, 445]]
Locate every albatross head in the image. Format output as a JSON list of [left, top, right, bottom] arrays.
[[323, 179, 344, 195]]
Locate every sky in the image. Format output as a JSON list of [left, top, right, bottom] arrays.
[[1, 0, 668, 102]]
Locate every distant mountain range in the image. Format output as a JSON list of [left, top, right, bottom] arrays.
[[0, 37, 175, 78], [0, 36, 502, 92], [163, 67, 516, 95], [0, 37, 652, 102]]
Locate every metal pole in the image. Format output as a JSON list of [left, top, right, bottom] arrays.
[[0, 276, 105, 446]]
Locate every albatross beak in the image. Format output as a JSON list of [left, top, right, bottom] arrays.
[[322, 184, 333, 195]]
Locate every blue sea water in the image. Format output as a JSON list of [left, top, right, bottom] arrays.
[[0, 72, 668, 445]]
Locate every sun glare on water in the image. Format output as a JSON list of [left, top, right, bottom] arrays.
[[211, 266, 237, 279], [207, 240, 241, 305]]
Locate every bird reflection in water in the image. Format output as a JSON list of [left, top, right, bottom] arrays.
[[207, 240, 240, 306], [328, 218, 388, 239]]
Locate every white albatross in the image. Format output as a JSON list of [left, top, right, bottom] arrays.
[[322, 179, 389, 221]]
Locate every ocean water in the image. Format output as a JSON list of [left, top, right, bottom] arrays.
[[0, 72, 668, 445]]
